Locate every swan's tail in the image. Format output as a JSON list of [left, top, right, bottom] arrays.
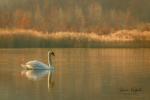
[[21, 64, 28, 69]]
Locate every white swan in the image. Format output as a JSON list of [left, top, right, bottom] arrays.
[[21, 50, 55, 70]]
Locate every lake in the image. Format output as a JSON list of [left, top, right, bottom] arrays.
[[0, 48, 150, 100]]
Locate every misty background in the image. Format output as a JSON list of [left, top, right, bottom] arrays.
[[0, 0, 150, 33]]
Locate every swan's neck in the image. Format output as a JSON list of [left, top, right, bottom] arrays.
[[48, 53, 52, 67]]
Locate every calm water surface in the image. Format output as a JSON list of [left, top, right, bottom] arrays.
[[0, 48, 150, 100]]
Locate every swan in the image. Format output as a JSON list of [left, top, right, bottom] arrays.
[[21, 50, 55, 70]]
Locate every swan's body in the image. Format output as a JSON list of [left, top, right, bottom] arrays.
[[21, 50, 55, 70], [21, 60, 54, 70]]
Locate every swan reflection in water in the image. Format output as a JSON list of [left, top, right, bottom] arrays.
[[21, 69, 55, 89]]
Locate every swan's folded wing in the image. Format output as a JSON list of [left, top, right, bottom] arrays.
[[26, 60, 49, 69]]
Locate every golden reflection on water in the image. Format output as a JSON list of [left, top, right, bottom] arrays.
[[0, 48, 150, 100]]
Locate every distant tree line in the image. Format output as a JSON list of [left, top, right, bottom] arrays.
[[0, 0, 150, 33]]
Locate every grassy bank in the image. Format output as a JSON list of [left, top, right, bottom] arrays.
[[0, 29, 150, 48]]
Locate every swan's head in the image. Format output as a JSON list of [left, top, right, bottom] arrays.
[[48, 50, 55, 56], [51, 51, 55, 56]]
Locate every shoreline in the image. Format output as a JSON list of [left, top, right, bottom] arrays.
[[0, 29, 150, 48]]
